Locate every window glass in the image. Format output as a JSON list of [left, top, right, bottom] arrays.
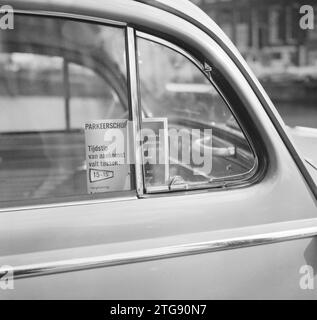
[[137, 36, 256, 191], [0, 16, 131, 204]]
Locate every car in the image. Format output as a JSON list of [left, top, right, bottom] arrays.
[[0, 0, 316, 300]]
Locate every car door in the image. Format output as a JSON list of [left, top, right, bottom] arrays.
[[0, 1, 317, 300]]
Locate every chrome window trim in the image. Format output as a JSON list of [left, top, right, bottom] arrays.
[[127, 27, 145, 197], [4, 223, 317, 280], [136, 32, 260, 194], [0, 11, 136, 211]]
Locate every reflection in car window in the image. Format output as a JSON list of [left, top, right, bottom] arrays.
[[0, 16, 131, 204], [137, 36, 256, 192]]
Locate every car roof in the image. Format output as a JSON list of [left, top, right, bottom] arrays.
[[6, 0, 232, 45], [139, 0, 214, 24], [137, 0, 233, 45], [6, 0, 228, 43], [6, 0, 237, 62]]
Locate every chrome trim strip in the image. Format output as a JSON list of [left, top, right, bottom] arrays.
[[6, 225, 317, 280], [127, 27, 145, 196], [0, 193, 137, 213]]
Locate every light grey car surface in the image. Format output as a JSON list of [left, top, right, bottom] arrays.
[[0, 0, 316, 299]]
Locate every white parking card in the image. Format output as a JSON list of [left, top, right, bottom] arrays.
[[84, 119, 131, 194]]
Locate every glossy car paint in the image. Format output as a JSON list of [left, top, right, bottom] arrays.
[[0, 0, 316, 299]]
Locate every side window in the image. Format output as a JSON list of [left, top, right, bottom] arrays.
[[0, 16, 132, 205], [137, 35, 256, 192]]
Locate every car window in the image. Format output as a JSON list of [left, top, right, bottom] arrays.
[[137, 35, 256, 192], [0, 15, 132, 205]]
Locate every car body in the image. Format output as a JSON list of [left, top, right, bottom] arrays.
[[0, 0, 316, 300]]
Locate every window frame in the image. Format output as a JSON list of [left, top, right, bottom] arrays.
[[0, 12, 138, 211], [0, 10, 266, 211], [134, 30, 263, 196]]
